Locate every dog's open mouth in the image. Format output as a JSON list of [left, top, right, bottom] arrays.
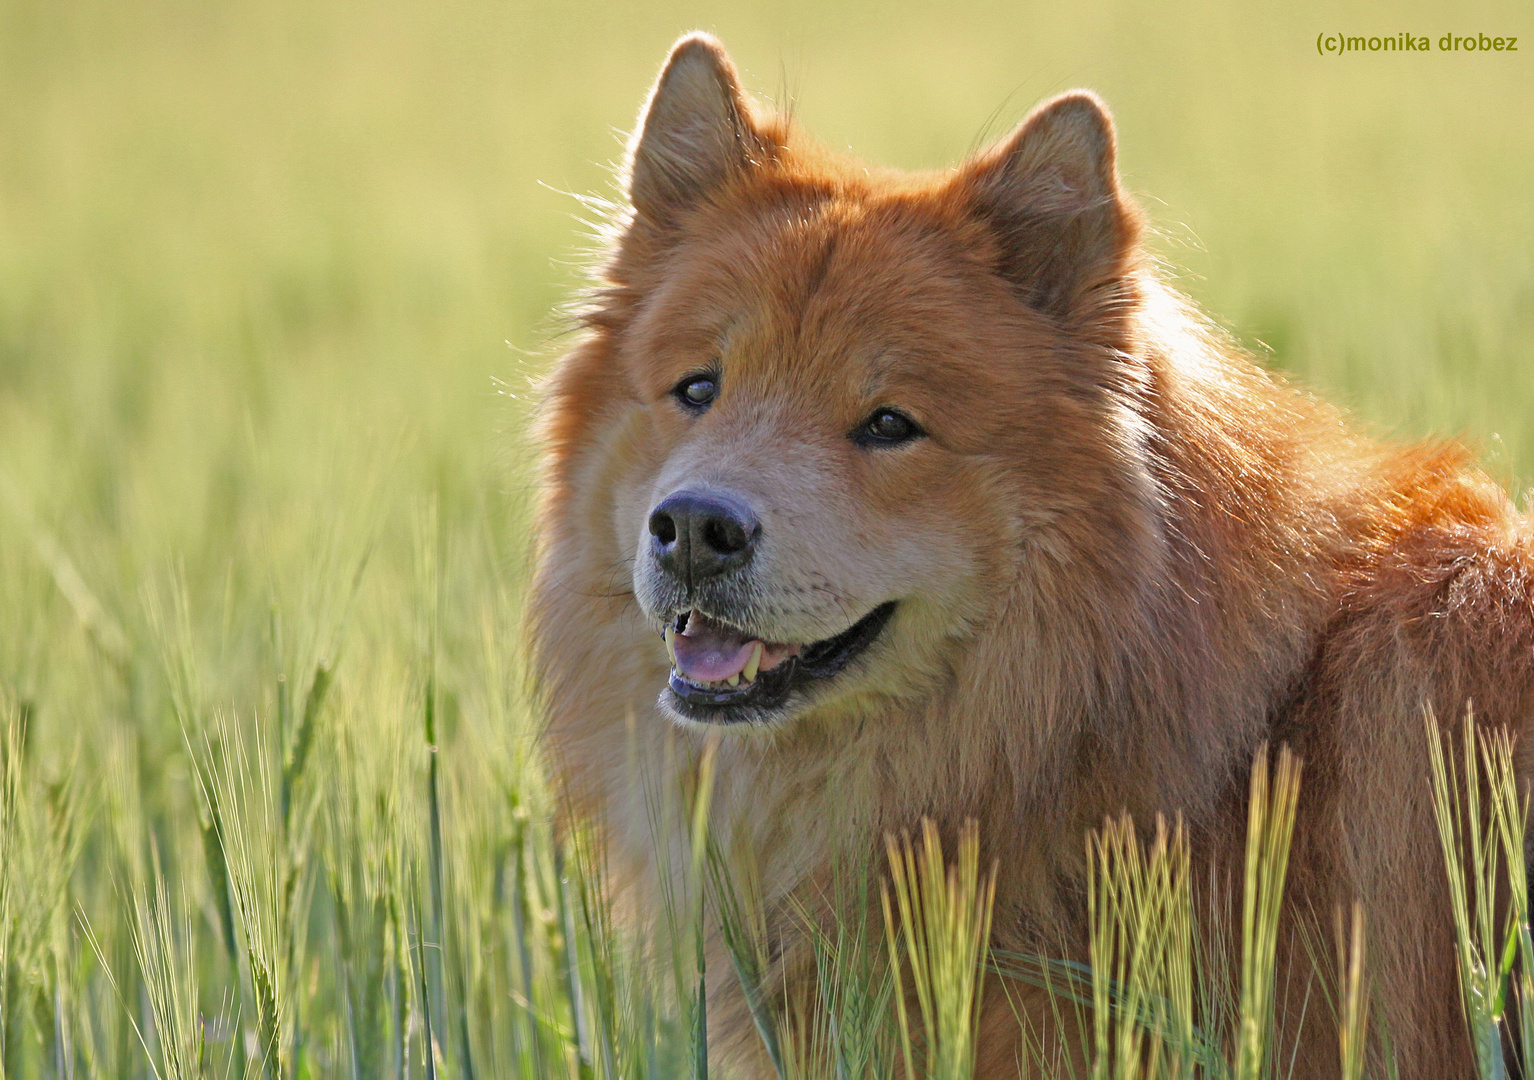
[[662, 602, 897, 723]]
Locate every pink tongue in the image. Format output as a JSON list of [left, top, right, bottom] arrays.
[[674, 613, 758, 683]]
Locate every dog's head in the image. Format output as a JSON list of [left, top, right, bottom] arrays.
[[546, 35, 1157, 730]]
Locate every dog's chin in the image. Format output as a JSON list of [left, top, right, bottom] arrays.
[[656, 601, 898, 729]]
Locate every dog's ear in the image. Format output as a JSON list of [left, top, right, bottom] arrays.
[[960, 92, 1143, 331], [626, 34, 765, 225]]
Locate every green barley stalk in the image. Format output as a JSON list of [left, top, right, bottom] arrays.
[[693, 900, 708, 1080], [568, 821, 625, 1079], [882, 819, 997, 1080], [46, 934, 78, 1080], [1234, 743, 1301, 1080], [197, 781, 245, 1080], [782, 858, 897, 1080], [129, 841, 206, 1080], [97, 727, 149, 1078], [390, 878, 410, 1080], [280, 660, 331, 836], [199, 715, 287, 1080], [688, 739, 720, 1080], [149, 569, 251, 1080], [1, 696, 86, 1080], [507, 818, 546, 1079], [278, 667, 338, 1078], [1333, 903, 1368, 1080], [87, 742, 208, 1080], [1426, 705, 1532, 1080], [77, 912, 163, 1080], [1086, 813, 1200, 1080], [641, 727, 692, 1038], [1427, 704, 1505, 1078], [1480, 726, 1534, 1073], [553, 843, 593, 1078], [1, 700, 19, 1079], [404, 886, 440, 1080], [414, 495, 471, 1078], [705, 834, 785, 1080], [644, 736, 724, 1080], [324, 710, 395, 1080]]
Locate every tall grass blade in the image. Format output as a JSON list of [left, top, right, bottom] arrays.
[[1235, 743, 1302, 1080], [1481, 726, 1534, 1074], [1427, 705, 1504, 1079], [198, 716, 287, 1080], [882, 819, 997, 1080], [706, 836, 785, 1079], [281, 661, 331, 834], [688, 739, 719, 1080], [1334, 903, 1368, 1080], [1427, 705, 1533, 1080], [129, 841, 206, 1080], [1085, 812, 1203, 1080]]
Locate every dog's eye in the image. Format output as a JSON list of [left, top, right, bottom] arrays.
[[673, 374, 717, 410], [856, 408, 923, 447]]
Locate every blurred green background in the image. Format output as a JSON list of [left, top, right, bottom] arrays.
[[0, 0, 1529, 1075], [3, 0, 1531, 535]]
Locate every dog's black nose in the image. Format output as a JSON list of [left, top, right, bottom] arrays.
[[648, 490, 760, 586]]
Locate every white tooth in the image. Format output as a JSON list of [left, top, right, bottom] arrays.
[[727, 673, 740, 688], [743, 642, 762, 683], [665, 627, 677, 667]]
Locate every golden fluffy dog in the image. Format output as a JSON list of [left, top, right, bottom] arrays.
[[531, 33, 1534, 1078]]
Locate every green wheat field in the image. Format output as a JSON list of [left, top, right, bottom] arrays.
[[0, 0, 1531, 1076]]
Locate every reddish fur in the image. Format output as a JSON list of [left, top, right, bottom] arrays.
[[530, 35, 1534, 1078]]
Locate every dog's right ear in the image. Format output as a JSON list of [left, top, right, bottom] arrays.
[[626, 34, 765, 225], [959, 91, 1143, 340]]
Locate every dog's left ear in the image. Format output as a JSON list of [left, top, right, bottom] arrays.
[[960, 92, 1143, 333]]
